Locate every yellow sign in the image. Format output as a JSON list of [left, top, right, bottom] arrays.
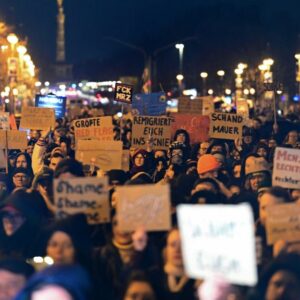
[[20, 107, 55, 130]]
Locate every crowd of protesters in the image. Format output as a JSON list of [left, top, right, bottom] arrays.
[[0, 103, 299, 300]]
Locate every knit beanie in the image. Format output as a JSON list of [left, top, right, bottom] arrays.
[[197, 154, 220, 175]]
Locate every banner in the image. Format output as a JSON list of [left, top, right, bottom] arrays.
[[171, 114, 210, 144], [177, 204, 257, 286], [178, 96, 214, 115], [132, 92, 167, 116], [132, 115, 172, 150], [266, 203, 300, 245], [76, 140, 123, 171], [114, 83, 133, 104], [272, 147, 300, 189], [0, 112, 9, 130], [20, 107, 55, 130], [116, 184, 171, 231], [209, 112, 244, 140], [0, 130, 27, 149], [54, 177, 110, 224], [73, 116, 114, 141]]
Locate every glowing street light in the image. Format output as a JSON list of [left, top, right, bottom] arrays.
[[200, 72, 208, 95], [238, 63, 248, 70], [200, 72, 208, 78], [7, 33, 19, 46], [217, 70, 225, 77], [235, 68, 243, 75], [208, 89, 214, 95], [263, 58, 274, 66], [176, 74, 184, 95], [225, 89, 231, 95], [17, 45, 27, 56], [176, 74, 184, 81], [175, 44, 184, 74]]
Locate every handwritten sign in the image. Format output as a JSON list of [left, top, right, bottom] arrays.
[[114, 83, 133, 104], [0, 130, 27, 149], [116, 184, 171, 232], [132, 115, 172, 150], [73, 116, 114, 141], [76, 140, 123, 171], [201, 96, 215, 115], [171, 114, 210, 144], [178, 97, 202, 114], [236, 99, 249, 119], [177, 204, 257, 286], [272, 147, 300, 189], [0, 113, 9, 130], [266, 203, 300, 245], [54, 177, 110, 224], [20, 107, 55, 130], [209, 112, 244, 140]]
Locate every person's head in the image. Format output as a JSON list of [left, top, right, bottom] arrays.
[[49, 153, 65, 171], [232, 162, 241, 179], [256, 142, 269, 160], [164, 228, 182, 268], [259, 187, 292, 226], [192, 177, 220, 196], [242, 126, 254, 144], [122, 272, 156, 300], [112, 214, 132, 245], [132, 149, 147, 168], [54, 159, 84, 179], [32, 167, 54, 198], [285, 130, 299, 146], [45, 214, 92, 267], [26, 141, 35, 157], [59, 137, 71, 156], [154, 150, 167, 159], [197, 154, 220, 179], [168, 142, 188, 166], [268, 137, 277, 149], [258, 254, 300, 300], [174, 129, 190, 146], [0, 259, 34, 300], [197, 142, 210, 158], [14, 264, 91, 300], [15, 153, 32, 169], [12, 168, 31, 189]]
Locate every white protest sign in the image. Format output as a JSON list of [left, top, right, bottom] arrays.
[[177, 204, 257, 286], [272, 147, 300, 189], [73, 116, 114, 141], [20, 107, 55, 130], [266, 203, 300, 245], [132, 116, 173, 150], [54, 177, 110, 224], [76, 140, 123, 171], [0, 112, 9, 130], [116, 184, 171, 232], [209, 112, 244, 140]]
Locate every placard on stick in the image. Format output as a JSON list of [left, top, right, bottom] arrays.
[[20, 107, 55, 130], [272, 147, 300, 189], [132, 115, 173, 150], [266, 203, 300, 245], [0, 130, 27, 149], [209, 112, 244, 140], [73, 116, 114, 141], [116, 184, 171, 232], [76, 140, 123, 171], [53, 177, 110, 224], [177, 204, 257, 286], [114, 83, 133, 104], [171, 114, 210, 144]]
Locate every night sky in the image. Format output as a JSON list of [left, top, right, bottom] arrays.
[[1, 0, 300, 91]]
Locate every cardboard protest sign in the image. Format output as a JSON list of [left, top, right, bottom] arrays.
[[201, 96, 215, 115], [54, 177, 110, 224], [178, 97, 202, 114], [122, 150, 130, 172], [171, 114, 210, 144], [272, 147, 300, 189], [73, 116, 114, 142], [132, 92, 167, 116], [9, 114, 17, 130], [35, 94, 66, 118], [68, 106, 81, 119], [20, 107, 55, 130], [132, 115, 172, 150], [266, 203, 300, 245], [116, 184, 171, 232], [76, 140, 123, 171], [177, 204, 257, 286], [236, 99, 249, 119], [0, 130, 27, 149], [114, 83, 133, 104], [0, 112, 9, 130], [209, 112, 244, 140]]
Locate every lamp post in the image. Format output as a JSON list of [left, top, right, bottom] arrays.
[[176, 74, 184, 95], [295, 54, 300, 97], [217, 70, 225, 96], [200, 72, 208, 96], [175, 44, 184, 75]]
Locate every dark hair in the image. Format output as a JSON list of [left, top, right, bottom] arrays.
[[262, 186, 292, 203], [173, 129, 190, 147], [0, 258, 35, 278], [193, 177, 220, 193], [54, 158, 84, 178]]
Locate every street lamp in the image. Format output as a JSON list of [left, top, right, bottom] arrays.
[[7, 33, 19, 47], [295, 54, 300, 96], [217, 70, 225, 96], [208, 89, 214, 95], [200, 72, 208, 96], [176, 74, 184, 95], [175, 44, 184, 74]]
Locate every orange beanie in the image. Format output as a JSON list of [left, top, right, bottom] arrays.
[[197, 154, 220, 175]]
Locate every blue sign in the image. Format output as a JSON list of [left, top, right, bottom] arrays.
[[132, 92, 167, 116], [35, 94, 66, 118]]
